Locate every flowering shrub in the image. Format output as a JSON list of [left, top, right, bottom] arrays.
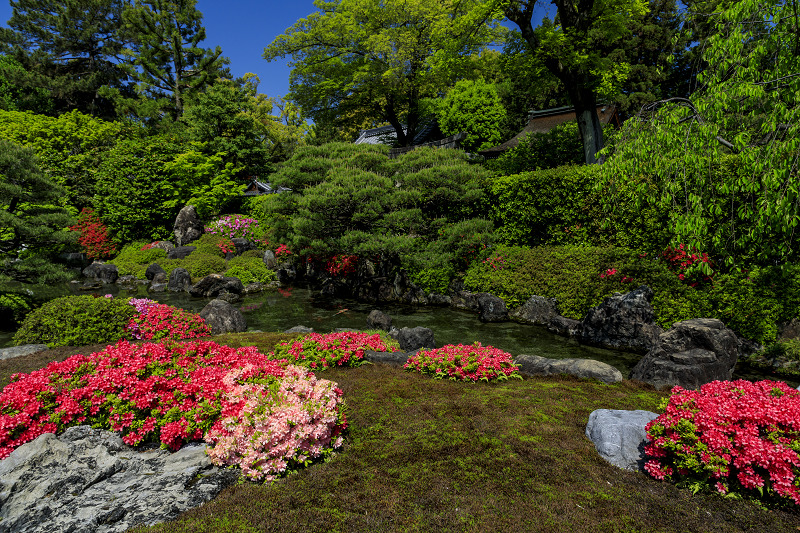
[[644, 380, 800, 506], [205, 364, 346, 481], [216, 238, 235, 255], [404, 342, 522, 382], [274, 244, 292, 259], [271, 331, 399, 369], [661, 244, 714, 287], [599, 267, 633, 283], [326, 254, 358, 277], [125, 302, 211, 341], [205, 214, 260, 240], [69, 208, 117, 259], [0, 340, 346, 482], [482, 255, 507, 271]]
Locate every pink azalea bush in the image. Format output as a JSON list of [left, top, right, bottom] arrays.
[[404, 342, 522, 382], [644, 379, 800, 505], [124, 298, 210, 341], [271, 331, 399, 369], [206, 364, 346, 481], [204, 214, 260, 240], [0, 340, 347, 481]]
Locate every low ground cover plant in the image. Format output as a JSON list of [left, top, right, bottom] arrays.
[[644, 379, 800, 507], [270, 331, 400, 369], [0, 339, 346, 482], [404, 342, 521, 382]]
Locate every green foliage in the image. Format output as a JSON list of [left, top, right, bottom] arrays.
[[225, 256, 276, 285], [108, 242, 168, 277], [486, 122, 584, 175], [0, 54, 52, 113], [437, 79, 506, 152], [191, 233, 230, 258], [178, 252, 226, 278], [748, 339, 800, 377], [0, 290, 34, 328], [12, 295, 136, 348], [0, 139, 77, 283]]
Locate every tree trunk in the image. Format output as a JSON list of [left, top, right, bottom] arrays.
[[567, 85, 604, 164]]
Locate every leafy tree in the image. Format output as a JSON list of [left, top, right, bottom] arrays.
[[485, 121, 584, 175], [598, 0, 800, 267], [0, 54, 52, 112], [500, 0, 649, 163], [112, 0, 229, 121], [437, 79, 507, 152], [264, 0, 504, 146], [0, 139, 77, 283], [0, 0, 131, 119]]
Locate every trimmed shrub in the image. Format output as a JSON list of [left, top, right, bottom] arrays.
[[179, 252, 227, 279], [191, 233, 231, 258], [12, 295, 137, 348], [270, 331, 400, 370], [404, 342, 522, 382], [108, 242, 168, 278], [486, 121, 584, 175], [225, 256, 276, 285]]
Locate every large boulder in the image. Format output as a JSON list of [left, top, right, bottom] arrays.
[[231, 238, 253, 256], [630, 318, 742, 390], [167, 246, 197, 260], [82, 262, 118, 284], [263, 250, 277, 269], [514, 354, 623, 384], [509, 296, 560, 326], [0, 344, 48, 361], [147, 272, 168, 293], [173, 205, 204, 247], [188, 274, 244, 298], [395, 327, 435, 352], [167, 268, 191, 292], [579, 285, 663, 354], [475, 293, 508, 322], [145, 263, 166, 281], [585, 409, 659, 471], [149, 241, 175, 253], [0, 426, 237, 533], [199, 299, 247, 335], [363, 350, 410, 366], [546, 316, 581, 337], [367, 309, 392, 331]]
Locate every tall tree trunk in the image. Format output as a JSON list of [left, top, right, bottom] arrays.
[[566, 84, 604, 164]]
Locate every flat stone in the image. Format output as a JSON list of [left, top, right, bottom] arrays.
[[0, 344, 48, 361], [514, 354, 623, 384]]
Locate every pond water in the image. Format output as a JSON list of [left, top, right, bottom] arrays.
[[0, 282, 793, 385]]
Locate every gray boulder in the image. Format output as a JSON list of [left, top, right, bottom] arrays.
[[475, 293, 508, 322], [510, 296, 560, 326], [579, 285, 663, 354], [0, 344, 48, 361], [82, 262, 118, 284], [395, 327, 435, 352], [199, 299, 247, 335], [231, 238, 253, 256], [168, 268, 191, 292], [547, 316, 582, 337], [585, 409, 659, 471], [167, 246, 196, 260], [284, 326, 314, 334], [276, 264, 297, 284], [780, 318, 800, 341], [630, 318, 742, 390], [173, 205, 204, 247], [189, 274, 244, 298], [450, 290, 480, 312], [147, 271, 168, 293], [150, 241, 175, 253], [116, 274, 139, 290], [514, 354, 623, 384], [367, 309, 392, 331], [363, 350, 410, 366], [0, 426, 237, 533], [263, 250, 277, 269], [145, 263, 166, 281]]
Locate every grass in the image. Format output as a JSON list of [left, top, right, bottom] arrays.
[[2, 333, 799, 532]]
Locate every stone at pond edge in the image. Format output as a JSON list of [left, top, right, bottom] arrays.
[[199, 299, 247, 335], [367, 309, 392, 331], [284, 325, 314, 334], [82, 262, 118, 284], [173, 205, 204, 247], [0, 425, 237, 533], [168, 268, 191, 292], [579, 285, 663, 354], [630, 318, 742, 390], [475, 293, 508, 322], [509, 295, 560, 326], [514, 354, 623, 384], [148, 271, 168, 293], [189, 274, 244, 298], [394, 327, 435, 352], [145, 263, 166, 281], [585, 409, 659, 471]]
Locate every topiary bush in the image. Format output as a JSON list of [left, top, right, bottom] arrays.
[[404, 342, 522, 382], [179, 252, 227, 278], [12, 295, 137, 347], [191, 233, 232, 258], [225, 255, 276, 285]]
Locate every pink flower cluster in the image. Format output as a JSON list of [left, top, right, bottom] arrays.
[[204, 214, 260, 240], [271, 331, 398, 369], [644, 379, 800, 505], [599, 267, 633, 283], [206, 364, 346, 481], [274, 244, 292, 259], [482, 255, 507, 271], [661, 243, 714, 287], [404, 342, 521, 382], [125, 302, 210, 341]]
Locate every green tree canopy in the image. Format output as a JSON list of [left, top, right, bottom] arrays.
[[436, 78, 506, 152], [264, 0, 505, 146]]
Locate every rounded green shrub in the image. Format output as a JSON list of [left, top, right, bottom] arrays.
[[12, 295, 137, 347], [225, 256, 276, 285], [180, 252, 227, 278], [191, 233, 231, 258], [108, 242, 168, 279], [239, 249, 263, 259]]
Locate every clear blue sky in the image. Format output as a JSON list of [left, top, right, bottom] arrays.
[[0, 1, 321, 100]]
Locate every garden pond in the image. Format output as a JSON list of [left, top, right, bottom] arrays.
[[0, 282, 792, 384]]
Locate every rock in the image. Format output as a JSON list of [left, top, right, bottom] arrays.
[[199, 299, 247, 335], [263, 250, 277, 269], [547, 316, 582, 336], [509, 296, 560, 326], [780, 318, 800, 341], [585, 409, 659, 471], [150, 241, 175, 253], [514, 354, 623, 384], [284, 326, 314, 334], [243, 282, 265, 294], [215, 293, 241, 304], [0, 426, 237, 533], [475, 293, 508, 322], [276, 264, 297, 284], [116, 275, 139, 290], [367, 310, 392, 331], [173, 205, 204, 247], [77, 280, 102, 291], [363, 350, 409, 366], [579, 285, 663, 354], [167, 246, 196, 260], [148, 272, 168, 293], [82, 262, 119, 284], [395, 327, 435, 352], [188, 274, 244, 298], [58, 252, 88, 268], [427, 293, 451, 306], [231, 238, 253, 256], [450, 290, 480, 312], [167, 268, 191, 292], [0, 344, 48, 361], [145, 263, 166, 281], [630, 318, 742, 390]]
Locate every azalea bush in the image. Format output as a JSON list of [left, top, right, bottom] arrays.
[[125, 300, 210, 341], [644, 380, 800, 506], [271, 331, 400, 370], [0, 340, 347, 482], [69, 208, 117, 259], [404, 342, 522, 382], [205, 214, 261, 240]]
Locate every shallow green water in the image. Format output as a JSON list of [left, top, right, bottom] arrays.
[[0, 282, 794, 384]]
